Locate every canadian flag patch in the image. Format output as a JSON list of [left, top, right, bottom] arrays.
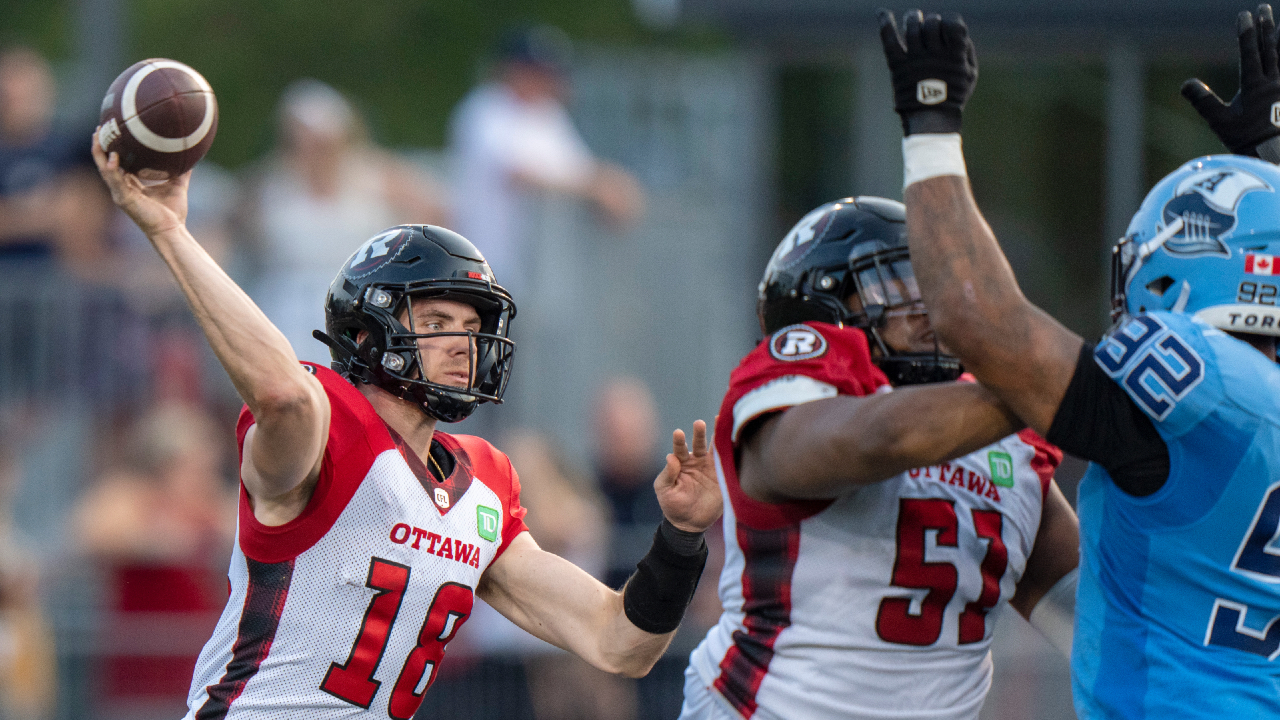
[[1246, 253, 1278, 275]]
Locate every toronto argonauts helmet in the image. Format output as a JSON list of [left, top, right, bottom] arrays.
[[1113, 155, 1280, 337], [316, 225, 517, 422], [757, 197, 961, 385]]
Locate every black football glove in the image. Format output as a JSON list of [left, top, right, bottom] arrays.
[[878, 9, 978, 135], [1182, 4, 1280, 162]]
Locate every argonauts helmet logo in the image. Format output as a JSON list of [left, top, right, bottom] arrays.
[[1159, 168, 1272, 257]]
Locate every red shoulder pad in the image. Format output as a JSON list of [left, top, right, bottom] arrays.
[[734, 322, 888, 399], [725, 322, 889, 440]]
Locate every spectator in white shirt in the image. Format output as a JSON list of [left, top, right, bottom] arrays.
[[448, 25, 643, 296]]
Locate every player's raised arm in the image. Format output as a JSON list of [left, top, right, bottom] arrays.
[[878, 10, 1084, 435], [478, 421, 718, 676], [92, 139, 328, 520], [1183, 6, 1280, 161]]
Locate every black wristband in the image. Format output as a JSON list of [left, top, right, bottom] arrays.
[[622, 520, 709, 634], [903, 108, 962, 136], [659, 518, 706, 555]]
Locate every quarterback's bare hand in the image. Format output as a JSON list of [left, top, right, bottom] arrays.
[[654, 420, 721, 533], [1182, 5, 1280, 160], [92, 130, 191, 237]]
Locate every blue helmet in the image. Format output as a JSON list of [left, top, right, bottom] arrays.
[[1113, 155, 1280, 337]]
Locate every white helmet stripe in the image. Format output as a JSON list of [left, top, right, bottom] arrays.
[[121, 61, 215, 153], [1194, 304, 1280, 337]]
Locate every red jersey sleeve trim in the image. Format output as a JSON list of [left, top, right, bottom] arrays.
[[449, 434, 528, 561], [236, 364, 393, 564], [1017, 428, 1063, 499]]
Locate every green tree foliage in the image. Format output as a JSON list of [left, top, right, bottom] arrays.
[[8, 0, 679, 167]]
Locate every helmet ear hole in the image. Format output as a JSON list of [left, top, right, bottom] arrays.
[[1146, 275, 1175, 297]]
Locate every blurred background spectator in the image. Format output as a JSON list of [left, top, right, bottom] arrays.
[[72, 403, 235, 720], [0, 430, 55, 720], [0, 46, 110, 278], [592, 377, 665, 589], [242, 78, 449, 364], [448, 25, 644, 298], [591, 378, 724, 667]]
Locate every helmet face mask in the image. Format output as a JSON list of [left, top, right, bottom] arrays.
[[1112, 155, 1280, 338], [757, 197, 961, 385], [846, 241, 961, 386], [320, 225, 517, 423]]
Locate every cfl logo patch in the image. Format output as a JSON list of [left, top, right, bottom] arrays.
[[433, 487, 451, 509], [1272, 101, 1280, 129], [917, 79, 947, 105], [769, 324, 828, 361]]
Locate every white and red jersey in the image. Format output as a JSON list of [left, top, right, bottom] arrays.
[[685, 322, 1060, 720], [183, 364, 527, 720]]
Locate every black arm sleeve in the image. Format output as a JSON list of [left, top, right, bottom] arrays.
[[1045, 342, 1171, 497]]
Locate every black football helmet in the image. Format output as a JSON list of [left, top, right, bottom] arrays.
[[757, 197, 961, 385], [315, 225, 517, 422]]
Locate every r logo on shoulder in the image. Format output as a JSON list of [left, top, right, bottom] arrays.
[[917, 79, 947, 105], [769, 324, 828, 361]]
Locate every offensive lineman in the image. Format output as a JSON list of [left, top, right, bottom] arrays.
[[679, 197, 1079, 720], [880, 7, 1280, 717], [91, 136, 721, 718]]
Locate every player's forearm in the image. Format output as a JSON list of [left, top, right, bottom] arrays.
[[757, 383, 1020, 498], [148, 224, 318, 415], [481, 532, 685, 677], [903, 173, 1084, 433], [597, 605, 677, 677], [903, 176, 1033, 371]]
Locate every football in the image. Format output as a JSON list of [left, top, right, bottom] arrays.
[[97, 58, 218, 182]]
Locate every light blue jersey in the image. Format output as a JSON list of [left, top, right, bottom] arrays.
[[1075, 311, 1280, 718]]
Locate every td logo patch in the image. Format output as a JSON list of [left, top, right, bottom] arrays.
[[988, 450, 1014, 488], [477, 506, 500, 542], [769, 324, 828, 361]]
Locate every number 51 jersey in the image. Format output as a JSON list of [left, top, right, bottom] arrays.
[[183, 364, 528, 720], [685, 323, 1060, 720]]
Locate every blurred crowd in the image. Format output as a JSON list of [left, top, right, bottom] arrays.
[[0, 27, 707, 720]]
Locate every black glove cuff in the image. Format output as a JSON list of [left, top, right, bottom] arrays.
[[1256, 135, 1280, 163], [622, 520, 709, 634], [903, 108, 962, 136]]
